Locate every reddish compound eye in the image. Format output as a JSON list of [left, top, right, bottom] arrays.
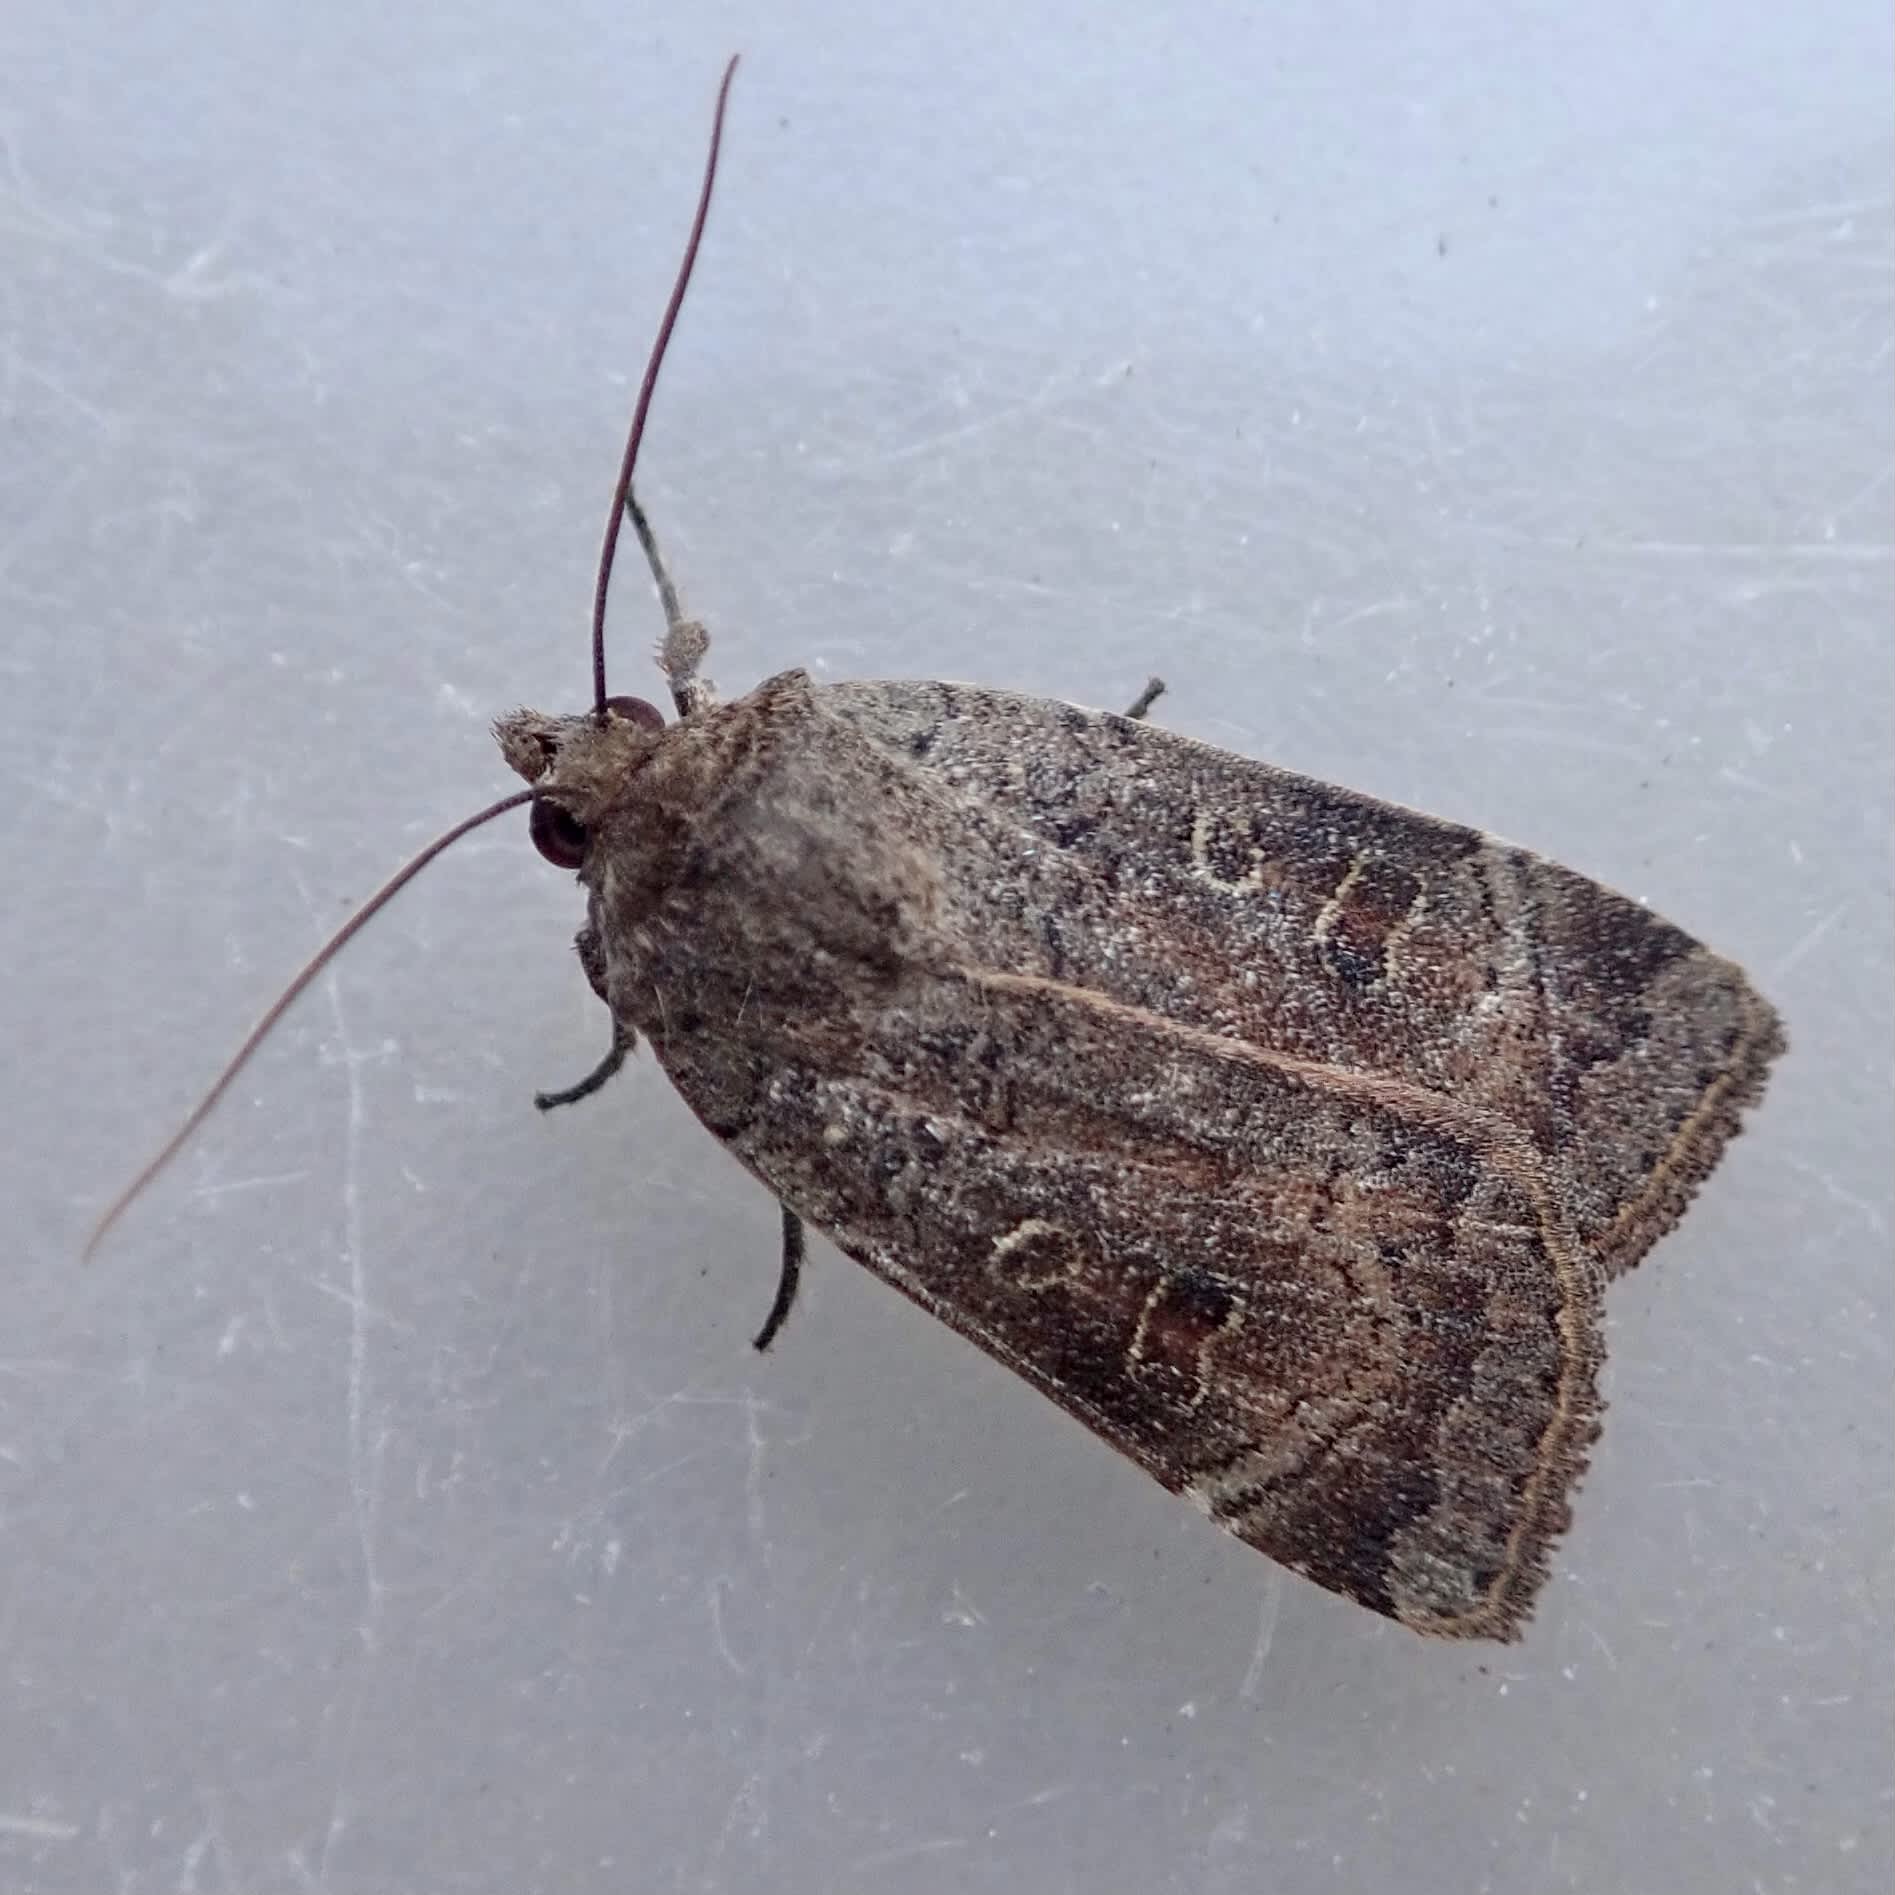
[[602, 695, 664, 731], [529, 798, 589, 870]]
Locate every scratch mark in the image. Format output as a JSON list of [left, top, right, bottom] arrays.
[[1768, 900, 1848, 981], [1238, 1569, 1285, 1699], [317, 966, 386, 1641], [1497, 526, 1894, 563], [709, 1773, 768, 1861], [1715, 765, 1805, 803], [301, 948, 394, 1895], [1484, 726, 1648, 762], [303, 1276, 413, 1337], [0, 1813, 79, 1841], [707, 1575, 747, 1676], [0, 131, 267, 303], [1778, 1155, 1887, 1238], [996, 1783, 1073, 1812], [743, 1394, 770, 1554], [0, 346, 114, 429], [817, 368, 1076, 473], [175, 1790, 239, 1892], [853, 1837, 968, 1872], [282, 1848, 322, 1892], [1582, 1621, 1621, 1671], [1326, 595, 1417, 634], [943, 1583, 987, 1628], [189, 1170, 311, 1201]]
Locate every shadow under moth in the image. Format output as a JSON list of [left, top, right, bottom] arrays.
[[95, 57, 1784, 1641]]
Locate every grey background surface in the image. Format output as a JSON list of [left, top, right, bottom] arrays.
[[5, 3, 1890, 1891]]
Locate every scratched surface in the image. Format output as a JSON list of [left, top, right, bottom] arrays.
[[4, 3, 1890, 1891]]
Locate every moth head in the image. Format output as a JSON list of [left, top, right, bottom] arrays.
[[492, 695, 667, 871]]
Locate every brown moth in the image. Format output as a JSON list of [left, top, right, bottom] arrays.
[[96, 58, 1784, 1641]]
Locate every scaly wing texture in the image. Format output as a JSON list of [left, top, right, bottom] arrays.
[[653, 965, 1602, 1640], [822, 681, 1784, 1277]]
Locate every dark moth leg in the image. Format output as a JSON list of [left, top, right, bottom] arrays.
[[534, 1021, 634, 1112], [752, 1204, 807, 1354], [535, 923, 636, 1112], [1125, 676, 1166, 721]]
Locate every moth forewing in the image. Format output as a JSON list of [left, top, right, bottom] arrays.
[[647, 927, 1603, 1638], [821, 679, 1784, 1280]]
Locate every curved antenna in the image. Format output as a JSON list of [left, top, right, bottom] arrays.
[[591, 53, 740, 712], [84, 788, 536, 1262]]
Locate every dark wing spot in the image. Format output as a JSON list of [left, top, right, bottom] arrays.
[[1320, 857, 1424, 991]]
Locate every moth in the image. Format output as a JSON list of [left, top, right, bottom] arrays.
[[96, 58, 1784, 1641]]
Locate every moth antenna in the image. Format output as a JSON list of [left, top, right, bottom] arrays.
[[84, 788, 536, 1263], [591, 53, 740, 712]]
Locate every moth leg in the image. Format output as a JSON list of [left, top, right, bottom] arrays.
[[534, 1021, 634, 1112], [659, 617, 715, 720], [534, 923, 635, 1111], [625, 485, 718, 718], [751, 1205, 807, 1353], [1125, 676, 1166, 721]]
